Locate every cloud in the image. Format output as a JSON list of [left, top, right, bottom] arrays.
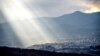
[[0, 0, 100, 17], [85, 0, 100, 8], [25, 0, 88, 17], [80, 0, 100, 13]]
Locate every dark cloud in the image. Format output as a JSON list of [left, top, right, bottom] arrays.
[[89, 0, 100, 3], [86, 0, 100, 8]]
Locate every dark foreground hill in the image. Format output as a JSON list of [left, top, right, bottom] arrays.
[[0, 47, 95, 56]]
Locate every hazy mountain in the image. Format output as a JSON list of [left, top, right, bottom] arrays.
[[0, 11, 100, 47], [37, 11, 100, 42], [28, 11, 100, 55], [0, 11, 22, 47], [54, 12, 99, 33], [55, 11, 100, 32]]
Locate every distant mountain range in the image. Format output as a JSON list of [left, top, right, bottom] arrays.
[[0, 11, 100, 47], [0, 11, 100, 56], [28, 11, 100, 55], [36, 11, 100, 43]]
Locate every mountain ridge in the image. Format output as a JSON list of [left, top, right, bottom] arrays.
[[0, 46, 96, 56]]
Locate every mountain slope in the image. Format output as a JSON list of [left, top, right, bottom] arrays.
[[37, 11, 100, 43], [28, 12, 100, 56], [0, 47, 94, 56]]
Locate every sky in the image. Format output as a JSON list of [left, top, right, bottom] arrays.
[[20, 0, 100, 17], [0, 0, 100, 47], [0, 0, 100, 17]]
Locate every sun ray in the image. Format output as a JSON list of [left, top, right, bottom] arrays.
[[0, 0, 54, 47]]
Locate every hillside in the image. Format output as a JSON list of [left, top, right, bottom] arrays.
[[0, 46, 95, 56]]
